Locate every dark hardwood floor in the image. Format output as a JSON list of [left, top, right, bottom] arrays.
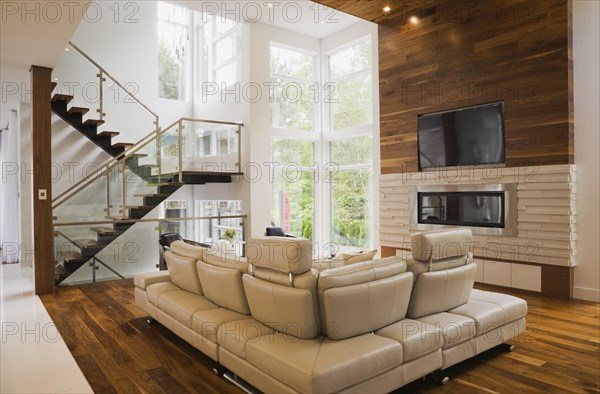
[[40, 280, 599, 394]]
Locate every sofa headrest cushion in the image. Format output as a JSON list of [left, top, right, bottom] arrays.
[[170, 240, 205, 261], [411, 228, 472, 263], [246, 237, 313, 274], [318, 257, 407, 292]]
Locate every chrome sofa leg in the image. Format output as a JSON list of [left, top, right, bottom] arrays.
[[502, 343, 516, 352], [429, 370, 450, 385], [212, 364, 227, 376], [146, 317, 156, 325]]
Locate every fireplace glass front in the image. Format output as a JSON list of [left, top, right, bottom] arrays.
[[417, 192, 504, 228]]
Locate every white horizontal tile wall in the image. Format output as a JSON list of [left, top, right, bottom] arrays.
[[380, 164, 577, 268]]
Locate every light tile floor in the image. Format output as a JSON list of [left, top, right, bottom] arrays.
[[0, 264, 93, 393]]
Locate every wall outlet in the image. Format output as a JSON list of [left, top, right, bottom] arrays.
[[38, 189, 47, 200]]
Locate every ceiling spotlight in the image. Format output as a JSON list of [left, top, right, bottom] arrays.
[[383, 6, 391, 13], [65, 48, 69, 51], [54, 77, 58, 81], [409, 15, 419, 24]]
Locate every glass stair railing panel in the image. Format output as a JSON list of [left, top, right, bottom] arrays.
[[53, 169, 111, 223], [180, 120, 241, 173], [159, 125, 182, 179]]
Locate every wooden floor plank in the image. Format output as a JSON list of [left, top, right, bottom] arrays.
[[40, 280, 600, 394]]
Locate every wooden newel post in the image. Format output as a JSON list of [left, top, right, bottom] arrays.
[[30, 65, 54, 294]]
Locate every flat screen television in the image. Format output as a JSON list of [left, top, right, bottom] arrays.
[[417, 102, 505, 170]]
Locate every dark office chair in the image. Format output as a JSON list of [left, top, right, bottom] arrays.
[[158, 233, 184, 270], [265, 227, 296, 237]]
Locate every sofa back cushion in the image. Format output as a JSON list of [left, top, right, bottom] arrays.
[[406, 262, 477, 319], [165, 251, 203, 295], [246, 236, 312, 274], [196, 261, 250, 315], [317, 257, 413, 340], [243, 274, 319, 339]]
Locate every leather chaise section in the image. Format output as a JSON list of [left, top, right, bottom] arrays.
[[246, 333, 403, 394]]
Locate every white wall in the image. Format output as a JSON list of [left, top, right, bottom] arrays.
[[573, 0, 600, 302]]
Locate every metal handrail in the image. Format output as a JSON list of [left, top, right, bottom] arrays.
[[69, 42, 159, 119], [53, 214, 247, 227], [52, 117, 243, 209]]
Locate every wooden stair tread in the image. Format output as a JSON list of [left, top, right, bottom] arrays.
[[50, 82, 57, 91], [74, 239, 107, 248], [113, 142, 134, 148], [137, 164, 159, 168], [82, 119, 105, 127], [52, 94, 73, 103], [89, 227, 121, 235], [126, 205, 155, 209], [67, 106, 89, 115], [133, 193, 169, 197], [60, 251, 87, 263], [97, 131, 120, 138], [105, 216, 131, 221], [55, 265, 70, 276]]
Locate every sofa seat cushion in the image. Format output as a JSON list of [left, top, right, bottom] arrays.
[[375, 319, 443, 362], [449, 301, 506, 335], [156, 290, 218, 327], [417, 313, 476, 349], [246, 332, 403, 394], [217, 318, 276, 358], [146, 282, 180, 306], [191, 308, 248, 343], [469, 289, 528, 322]]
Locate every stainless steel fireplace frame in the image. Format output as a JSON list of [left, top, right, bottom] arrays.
[[409, 183, 517, 237]]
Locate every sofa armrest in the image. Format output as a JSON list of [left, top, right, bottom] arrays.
[[134, 271, 171, 290]]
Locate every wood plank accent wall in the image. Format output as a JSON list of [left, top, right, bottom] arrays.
[[31, 66, 54, 295], [315, 0, 574, 173]]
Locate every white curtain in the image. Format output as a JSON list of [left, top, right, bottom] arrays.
[[1, 110, 20, 263]]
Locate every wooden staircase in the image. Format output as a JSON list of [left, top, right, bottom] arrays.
[[51, 87, 241, 285]]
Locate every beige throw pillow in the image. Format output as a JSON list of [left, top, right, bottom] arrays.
[[335, 249, 378, 266]]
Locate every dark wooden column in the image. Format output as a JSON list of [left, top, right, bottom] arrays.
[[30, 66, 54, 295]]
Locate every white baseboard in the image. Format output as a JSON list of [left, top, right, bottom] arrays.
[[573, 286, 600, 302]]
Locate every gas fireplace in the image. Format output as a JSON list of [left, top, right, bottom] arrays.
[[409, 184, 517, 236]]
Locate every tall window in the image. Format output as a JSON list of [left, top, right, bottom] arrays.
[[328, 40, 372, 130], [269, 45, 317, 132], [269, 38, 374, 250], [329, 137, 372, 249], [157, 2, 190, 100], [271, 139, 315, 240], [326, 38, 373, 250], [203, 16, 242, 88]]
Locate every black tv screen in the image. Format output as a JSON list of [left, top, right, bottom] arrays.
[[418, 102, 505, 169]]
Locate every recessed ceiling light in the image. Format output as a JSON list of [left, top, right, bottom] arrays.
[[64, 48, 69, 51], [409, 15, 419, 24], [54, 77, 58, 81], [383, 6, 391, 13]]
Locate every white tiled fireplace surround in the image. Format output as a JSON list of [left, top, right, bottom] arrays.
[[380, 164, 576, 296]]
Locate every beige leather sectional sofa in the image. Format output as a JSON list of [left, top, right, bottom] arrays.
[[134, 229, 527, 393]]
